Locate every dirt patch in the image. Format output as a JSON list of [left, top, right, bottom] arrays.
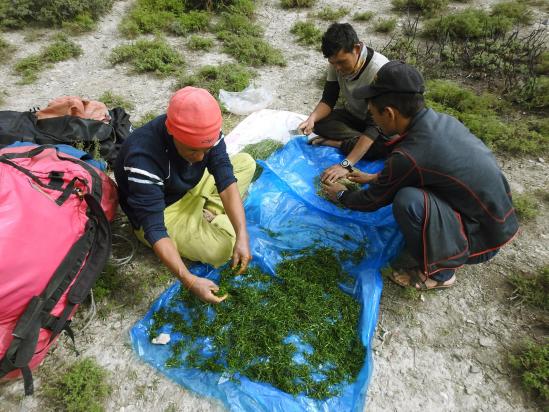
[[1, 0, 547, 411]]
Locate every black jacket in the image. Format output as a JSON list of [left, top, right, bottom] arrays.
[[340, 108, 519, 274]]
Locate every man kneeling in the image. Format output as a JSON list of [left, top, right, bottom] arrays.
[[322, 62, 519, 290], [114, 87, 255, 303]]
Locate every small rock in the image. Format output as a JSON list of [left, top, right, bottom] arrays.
[[151, 333, 171, 345], [94, 35, 100, 39], [469, 365, 481, 374], [465, 319, 475, 325], [465, 385, 474, 394], [479, 336, 493, 347], [538, 157, 545, 163]]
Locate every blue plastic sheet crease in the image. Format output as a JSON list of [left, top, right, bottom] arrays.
[[130, 137, 404, 411]]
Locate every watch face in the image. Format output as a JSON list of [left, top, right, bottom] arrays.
[[341, 159, 350, 167]]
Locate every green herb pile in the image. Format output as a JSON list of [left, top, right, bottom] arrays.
[[241, 139, 284, 181], [149, 247, 365, 399], [315, 175, 362, 205]]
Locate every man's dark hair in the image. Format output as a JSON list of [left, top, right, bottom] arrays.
[[321, 23, 359, 58], [369, 93, 425, 118]]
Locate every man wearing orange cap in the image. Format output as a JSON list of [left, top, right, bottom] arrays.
[[114, 87, 255, 304]]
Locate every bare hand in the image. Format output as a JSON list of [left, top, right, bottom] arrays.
[[321, 164, 349, 183], [348, 170, 378, 184], [298, 118, 315, 135], [189, 275, 227, 304], [231, 235, 252, 275], [320, 180, 347, 203]]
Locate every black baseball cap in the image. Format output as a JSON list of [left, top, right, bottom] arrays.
[[353, 61, 425, 100]]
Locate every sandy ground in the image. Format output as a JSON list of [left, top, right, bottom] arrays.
[[0, 0, 547, 411]]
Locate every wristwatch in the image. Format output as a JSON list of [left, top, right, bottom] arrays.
[[336, 190, 347, 202], [340, 158, 353, 172]]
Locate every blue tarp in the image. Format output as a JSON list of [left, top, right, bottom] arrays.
[[130, 137, 404, 411]]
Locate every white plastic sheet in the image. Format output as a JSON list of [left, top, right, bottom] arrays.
[[225, 109, 307, 155]]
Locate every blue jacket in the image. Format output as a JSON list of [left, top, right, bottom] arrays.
[[114, 115, 236, 245]]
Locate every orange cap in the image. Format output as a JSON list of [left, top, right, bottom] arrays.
[[165, 87, 222, 148]]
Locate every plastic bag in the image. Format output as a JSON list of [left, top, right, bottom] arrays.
[[224, 109, 307, 154], [219, 85, 273, 115], [130, 137, 405, 412]]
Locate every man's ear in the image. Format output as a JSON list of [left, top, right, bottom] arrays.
[[353, 44, 361, 55], [385, 106, 398, 122]]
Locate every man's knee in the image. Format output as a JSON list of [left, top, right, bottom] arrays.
[[196, 234, 234, 267], [231, 152, 256, 173], [393, 187, 425, 225]]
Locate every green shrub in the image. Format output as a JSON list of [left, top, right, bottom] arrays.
[[220, 33, 286, 67], [425, 79, 503, 114], [14, 34, 82, 84], [99, 91, 135, 110], [374, 18, 397, 33], [14, 57, 43, 85], [61, 12, 96, 34], [353, 11, 375, 21], [534, 51, 549, 75], [520, 76, 549, 110], [281, 0, 315, 8], [168, 10, 210, 35], [41, 358, 111, 412], [187, 35, 214, 50], [119, 0, 248, 37], [119, 9, 175, 37], [509, 266, 549, 310], [175, 63, 254, 97], [528, 117, 549, 140], [215, 12, 263, 37], [92, 263, 122, 301], [492, 1, 533, 25], [423, 2, 529, 39], [392, 0, 448, 15], [110, 38, 185, 76], [0, 37, 16, 64], [290, 21, 323, 46], [134, 111, 159, 128], [423, 9, 512, 40], [226, 0, 256, 17], [315, 6, 349, 21], [0, 0, 113, 28], [43, 34, 83, 62], [509, 340, 549, 404], [513, 193, 540, 221], [186, 0, 240, 11], [426, 79, 548, 155]]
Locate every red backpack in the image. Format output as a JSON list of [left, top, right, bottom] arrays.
[[0, 144, 118, 394]]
